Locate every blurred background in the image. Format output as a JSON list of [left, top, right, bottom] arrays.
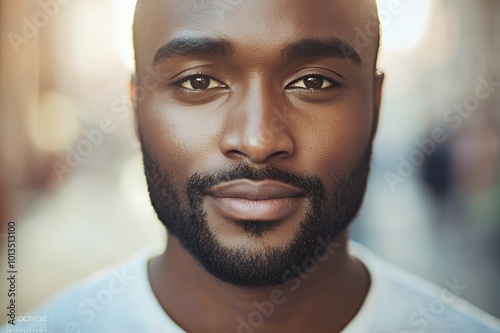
[[0, 0, 499, 324]]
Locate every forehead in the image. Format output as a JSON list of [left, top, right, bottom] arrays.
[[134, 0, 378, 69]]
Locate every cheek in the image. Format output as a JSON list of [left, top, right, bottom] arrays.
[[138, 93, 223, 180], [293, 91, 374, 182]]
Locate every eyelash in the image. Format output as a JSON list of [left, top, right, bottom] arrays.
[[171, 74, 224, 90], [172, 74, 342, 93], [286, 75, 343, 91]]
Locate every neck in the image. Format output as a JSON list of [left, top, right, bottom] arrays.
[[149, 230, 369, 333]]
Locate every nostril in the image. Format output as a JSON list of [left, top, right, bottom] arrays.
[[269, 150, 290, 159], [227, 150, 246, 158]]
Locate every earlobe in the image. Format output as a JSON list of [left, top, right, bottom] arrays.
[[130, 72, 140, 141]]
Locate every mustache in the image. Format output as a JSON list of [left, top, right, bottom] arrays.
[[186, 163, 325, 199]]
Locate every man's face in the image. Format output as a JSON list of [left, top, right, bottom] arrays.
[[134, 0, 382, 287]]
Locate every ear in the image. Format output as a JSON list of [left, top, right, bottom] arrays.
[[130, 72, 140, 141], [371, 71, 385, 138]]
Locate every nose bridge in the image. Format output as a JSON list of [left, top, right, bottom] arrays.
[[220, 77, 294, 163], [242, 80, 275, 136]]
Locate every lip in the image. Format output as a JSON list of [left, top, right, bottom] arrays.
[[206, 179, 305, 221]]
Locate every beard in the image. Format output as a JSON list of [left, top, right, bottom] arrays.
[[142, 147, 372, 288]]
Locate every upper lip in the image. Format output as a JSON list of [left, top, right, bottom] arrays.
[[207, 179, 305, 200]]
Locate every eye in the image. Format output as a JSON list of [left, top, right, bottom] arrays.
[[287, 75, 338, 90], [177, 74, 226, 90]]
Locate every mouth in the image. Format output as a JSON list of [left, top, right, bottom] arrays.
[[206, 179, 306, 221]]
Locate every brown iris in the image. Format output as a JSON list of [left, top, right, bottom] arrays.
[[190, 75, 211, 89], [303, 75, 325, 89]]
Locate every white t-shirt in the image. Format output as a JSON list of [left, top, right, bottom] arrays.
[[3, 242, 500, 333]]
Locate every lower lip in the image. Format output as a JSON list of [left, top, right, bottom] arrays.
[[207, 196, 304, 221]]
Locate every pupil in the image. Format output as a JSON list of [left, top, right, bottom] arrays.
[[304, 76, 323, 89], [191, 76, 210, 89]]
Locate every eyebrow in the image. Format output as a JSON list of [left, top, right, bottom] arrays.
[[153, 37, 233, 66], [152, 36, 362, 67], [282, 38, 362, 66]]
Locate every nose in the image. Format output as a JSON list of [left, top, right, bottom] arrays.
[[219, 82, 295, 164]]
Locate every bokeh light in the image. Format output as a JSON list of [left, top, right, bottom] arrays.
[[377, 0, 433, 52]]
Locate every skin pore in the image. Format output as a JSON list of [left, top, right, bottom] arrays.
[[133, 0, 384, 332]]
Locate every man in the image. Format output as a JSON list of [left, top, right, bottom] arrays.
[[3, 0, 500, 332]]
